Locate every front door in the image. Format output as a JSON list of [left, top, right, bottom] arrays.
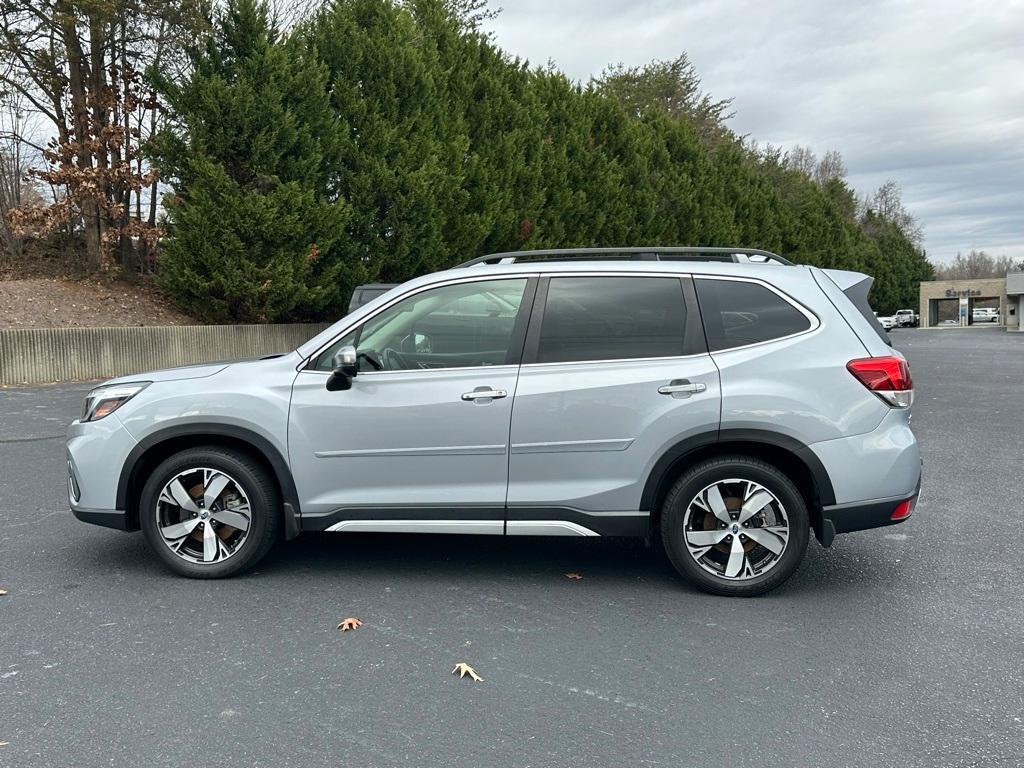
[[506, 274, 721, 536], [289, 276, 535, 532]]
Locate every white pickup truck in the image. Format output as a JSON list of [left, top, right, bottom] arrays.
[[894, 309, 919, 327]]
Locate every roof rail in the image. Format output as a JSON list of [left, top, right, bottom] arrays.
[[456, 246, 793, 268]]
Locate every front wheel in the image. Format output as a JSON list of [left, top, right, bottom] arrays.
[[660, 456, 809, 597], [139, 447, 281, 578]]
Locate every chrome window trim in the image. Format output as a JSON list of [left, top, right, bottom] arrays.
[[538, 269, 693, 281], [520, 351, 709, 369], [297, 364, 521, 378], [303, 269, 693, 370], [300, 273, 538, 372], [301, 268, 818, 369], [692, 274, 821, 353], [524, 271, 700, 367]]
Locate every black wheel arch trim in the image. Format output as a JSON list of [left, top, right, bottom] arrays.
[[116, 424, 301, 539], [639, 428, 837, 514]]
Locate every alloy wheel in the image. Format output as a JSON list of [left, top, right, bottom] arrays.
[[682, 478, 790, 581], [155, 467, 252, 565]]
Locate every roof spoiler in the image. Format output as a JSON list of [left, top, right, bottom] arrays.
[[821, 268, 869, 292], [820, 269, 892, 347]]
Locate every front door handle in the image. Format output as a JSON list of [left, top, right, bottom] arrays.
[[658, 379, 706, 397], [461, 387, 508, 401]]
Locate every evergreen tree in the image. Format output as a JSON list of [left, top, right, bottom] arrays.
[[153, 0, 931, 322], [151, 0, 350, 322]]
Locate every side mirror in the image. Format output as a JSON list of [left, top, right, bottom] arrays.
[[326, 345, 358, 391]]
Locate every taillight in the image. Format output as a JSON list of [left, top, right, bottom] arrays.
[[847, 356, 914, 408], [890, 499, 913, 521]]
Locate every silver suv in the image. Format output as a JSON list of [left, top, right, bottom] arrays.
[[67, 248, 921, 596]]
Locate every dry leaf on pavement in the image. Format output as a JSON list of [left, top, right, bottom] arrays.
[[452, 662, 483, 682], [565, 573, 583, 580], [337, 617, 363, 631]]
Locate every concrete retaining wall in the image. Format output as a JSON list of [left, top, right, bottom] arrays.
[[0, 324, 330, 386]]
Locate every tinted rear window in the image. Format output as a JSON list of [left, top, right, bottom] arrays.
[[537, 277, 687, 363], [695, 278, 811, 351]]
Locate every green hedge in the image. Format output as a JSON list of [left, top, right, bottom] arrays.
[[152, 0, 932, 322]]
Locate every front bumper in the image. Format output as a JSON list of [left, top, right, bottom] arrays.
[[67, 415, 138, 530], [71, 506, 130, 530]]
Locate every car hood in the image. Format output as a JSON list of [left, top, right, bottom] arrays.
[[99, 353, 293, 387]]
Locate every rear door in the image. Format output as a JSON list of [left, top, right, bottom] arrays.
[[505, 273, 721, 535]]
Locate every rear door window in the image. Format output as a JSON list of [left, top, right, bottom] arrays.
[[535, 276, 688, 363], [695, 278, 812, 351]]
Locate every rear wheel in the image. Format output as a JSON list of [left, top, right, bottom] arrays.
[[139, 447, 280, 578], [660, 456, 809, 596]]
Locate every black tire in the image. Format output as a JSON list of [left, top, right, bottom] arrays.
[[139, 446, 281, 578], [660, 455, 809, 597]]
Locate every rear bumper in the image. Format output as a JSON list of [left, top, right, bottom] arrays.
[[817, 470, 921, 546], [807, 408, 920, 506]]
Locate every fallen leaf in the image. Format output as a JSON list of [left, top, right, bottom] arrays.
[[565, 573, 583, 580], [452, 662, 483, 682], [337, 617, 363, 632]]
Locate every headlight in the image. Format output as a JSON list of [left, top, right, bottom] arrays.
[[81, 382, 151, 422]]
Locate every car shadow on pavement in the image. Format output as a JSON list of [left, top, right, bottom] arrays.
[[264, 533, 907, 593], [265, 532, 680, 584], [83, 527, 907, 596]]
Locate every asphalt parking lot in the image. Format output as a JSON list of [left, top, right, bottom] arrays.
[[1, 328, 1022, 767]]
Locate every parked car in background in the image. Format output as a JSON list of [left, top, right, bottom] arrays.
[[875, 312, 895, 330], [894, 309, 919, 327], [348, 283, 399, 313], [972, 307, 999, 324], [67, 247, 920, 597]]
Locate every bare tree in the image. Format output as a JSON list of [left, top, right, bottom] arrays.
[[0, 92, 44, 262], [861, 180, 923, 246], [814, 149, 846, 185], [783, 145, 816, 177], [0, 0, 207, 272], [932, 250, 1024, 280]]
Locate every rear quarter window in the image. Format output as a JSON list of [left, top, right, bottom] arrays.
[[695, 278, 812, 351]]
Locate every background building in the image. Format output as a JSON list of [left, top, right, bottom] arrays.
[[919, 274, 1024, 330]]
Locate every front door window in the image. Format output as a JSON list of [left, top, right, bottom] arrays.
[[316, 278, 528, 372]]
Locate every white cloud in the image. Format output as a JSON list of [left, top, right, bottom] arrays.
[[486, 0, 1024, 262]]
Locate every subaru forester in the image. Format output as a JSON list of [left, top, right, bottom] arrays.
[[67, 247, 921, 596]]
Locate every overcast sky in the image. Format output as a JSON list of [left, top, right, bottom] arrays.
[[484, 0, 1024, 264]]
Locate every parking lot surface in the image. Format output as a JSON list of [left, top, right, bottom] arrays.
[[1, 328, 1022, 767]]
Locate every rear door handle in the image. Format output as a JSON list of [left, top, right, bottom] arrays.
[[658, 379, 706, 397], [461, 387, 508, 401]]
